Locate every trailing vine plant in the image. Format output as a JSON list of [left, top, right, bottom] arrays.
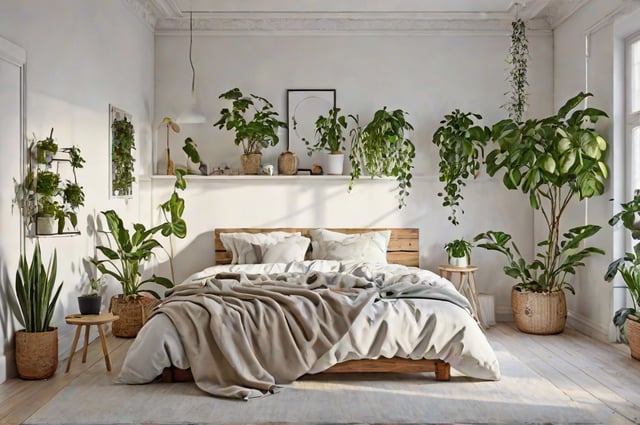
[[432, 110, 490, 225], [503, 18, 529, 122], [62, 145, 86, 229], [111, 117, 136, 196]]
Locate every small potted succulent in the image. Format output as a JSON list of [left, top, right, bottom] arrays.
[[214, 88, 287, 174], [444, 238, 473, 267], [77, 276, 103, 315]]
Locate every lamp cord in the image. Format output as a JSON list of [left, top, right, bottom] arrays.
[[189, 10, 195, 93]]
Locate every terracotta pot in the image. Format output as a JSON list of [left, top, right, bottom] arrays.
[[15, 328, 58, 380], [511, 287, 567, 335], [241, 153, 262, 175], [626, 317, 640, 360], [109, 295, 158, 338]]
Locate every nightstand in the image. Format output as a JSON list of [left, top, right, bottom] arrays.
[[65, 312, 119, 373], [438, 265, 485, 329]]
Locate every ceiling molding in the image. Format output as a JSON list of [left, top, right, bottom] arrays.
[[537, 0, 590, 28], [123, 0, 158, 30]]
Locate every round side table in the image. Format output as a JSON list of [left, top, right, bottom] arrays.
[[438, 265, 485, 329], [65, 312, 119, 373]]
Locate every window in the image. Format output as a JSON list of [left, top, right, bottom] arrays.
[[628, 34, 640, 192]]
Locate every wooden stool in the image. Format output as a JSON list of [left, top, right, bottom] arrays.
[[65, 312, 119, 373], [438, 265, 485, 329]]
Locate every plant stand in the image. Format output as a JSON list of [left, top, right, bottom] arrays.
[[438, 265, 484, 329], [65, 312, 119, 372]]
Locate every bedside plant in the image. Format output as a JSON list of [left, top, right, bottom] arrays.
[[444, 238, 473, 267], [349, 107, 415, 208], [214, 88, 287, 174], [77, 276, 103, 315]]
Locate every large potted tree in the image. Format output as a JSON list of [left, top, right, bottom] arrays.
[[605, 189, 640, 359], [475, 92, 609, 334], [214, 88, 287, 175], [349, 107, 416, 208], [92, 210, 172, 337], [14, 243, 63, 379]]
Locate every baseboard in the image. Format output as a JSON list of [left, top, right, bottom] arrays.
[[495, 306, 513, 322], [0, 349, 17, 383], [567, 310, 609, 342]]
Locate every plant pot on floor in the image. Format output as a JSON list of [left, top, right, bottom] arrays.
[[15, 328, 58, 379], [326, 152, 344, 175], [511, 287, 567, 335], [109, 295, 158, 338], [78, 295, 102, 315], [626, 317, 640, 360], [241, 153, 262, 175]]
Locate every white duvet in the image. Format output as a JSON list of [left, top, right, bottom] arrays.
[[117, 261, 500, 386]]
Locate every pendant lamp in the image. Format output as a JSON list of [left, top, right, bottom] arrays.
[[177, 10, 206, 124]]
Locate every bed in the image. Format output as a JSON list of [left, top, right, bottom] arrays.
[[116, 228, 500, 399]]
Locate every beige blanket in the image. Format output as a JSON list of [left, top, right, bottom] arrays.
[[152, 272, 377, 399]]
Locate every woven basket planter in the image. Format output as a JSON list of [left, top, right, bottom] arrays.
[[511, 287, 567, 335], [110, 295, 158, 338], [15, 328, 58, 380], [240, 153, 262, 175], [626, 317, 640, 360]]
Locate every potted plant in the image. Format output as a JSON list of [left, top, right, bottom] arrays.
[[303, 107, 348, 175], [444, 238, 473, 267], [35, 128, 58, 165], [77, 276, 103, 315], [475, 92, 609, 334], [61, 145, 85, 231], [432, 110, 490, 225], [14, 242, 63, 379], [349, 107, 416, 208], [111, 116, 136, 196], [92, 210, 173, 337], [35, 170, 61, 235], [214, 88, 287, 174], [605, 189, 640, 359], [160, 117, 180, 175]]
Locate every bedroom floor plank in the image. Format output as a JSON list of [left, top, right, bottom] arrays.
[[0, 335, 130, 425], [491, 324, 640, 424], [2, 323, 640, 424]]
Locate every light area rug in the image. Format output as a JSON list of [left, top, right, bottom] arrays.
[[26, 342, 600, 425]]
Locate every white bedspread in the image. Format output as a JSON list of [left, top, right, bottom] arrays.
[[117, 261, 500, 392]]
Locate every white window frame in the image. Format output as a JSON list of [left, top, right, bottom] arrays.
[[627, 32, 640, 197]]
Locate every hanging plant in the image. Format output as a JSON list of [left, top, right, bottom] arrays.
[[111, 117, 136, 196], [503, 18, 529, 122]]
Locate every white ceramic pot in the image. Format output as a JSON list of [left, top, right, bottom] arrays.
[[326, 152, 344, 175], [37, 216, 57, 235], [449, 256, 468, 267]]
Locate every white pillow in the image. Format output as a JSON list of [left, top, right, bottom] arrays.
[[253, 235, 310, 264], [309, 229, 391, 263], [219, 231, 301, 264]]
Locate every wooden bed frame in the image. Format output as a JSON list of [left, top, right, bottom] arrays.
[[161, 227, 451, 383]]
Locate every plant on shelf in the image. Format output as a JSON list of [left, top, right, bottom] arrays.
[[349, 107, 415, 208], [35, 128, 58, 165], [604, 189, 640, 359], [14, 242, 63, 379], [214, 88, 287, 174], [92, 210, 172, 337], [474, 92, 609, 335], [444, 238, 473, 267], [302, 107, 349, 175], [161, 117, 180, 175], [432, 110, 491, 225], [61, 145, 86, 229], [503, 18, 529, 122], [111, 116, 136, 196]]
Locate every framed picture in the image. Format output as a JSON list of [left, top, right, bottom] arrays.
[[287, 89, 336, 170], [109, 105, 135, 199]]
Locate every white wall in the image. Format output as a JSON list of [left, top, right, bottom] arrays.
[[0, 0, 155, 382], [153, 30, 555, 319], [553, 0, 640, 340]]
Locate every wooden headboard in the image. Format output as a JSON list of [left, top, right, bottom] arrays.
[[214, 228, 419, 267]]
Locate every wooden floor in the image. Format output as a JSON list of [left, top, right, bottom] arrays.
[[1, 322, 639, 424]]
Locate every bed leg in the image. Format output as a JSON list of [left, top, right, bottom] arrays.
[[161, 367, 175, 383], [435, 360, 450, 381]]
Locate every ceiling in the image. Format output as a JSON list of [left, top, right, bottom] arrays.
[[138, 0, 590, 33]]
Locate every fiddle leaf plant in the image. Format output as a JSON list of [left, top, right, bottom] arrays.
[[432, 110, 490, 225], [349, 107, 415, 209], [477, 92, 609, 294]]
